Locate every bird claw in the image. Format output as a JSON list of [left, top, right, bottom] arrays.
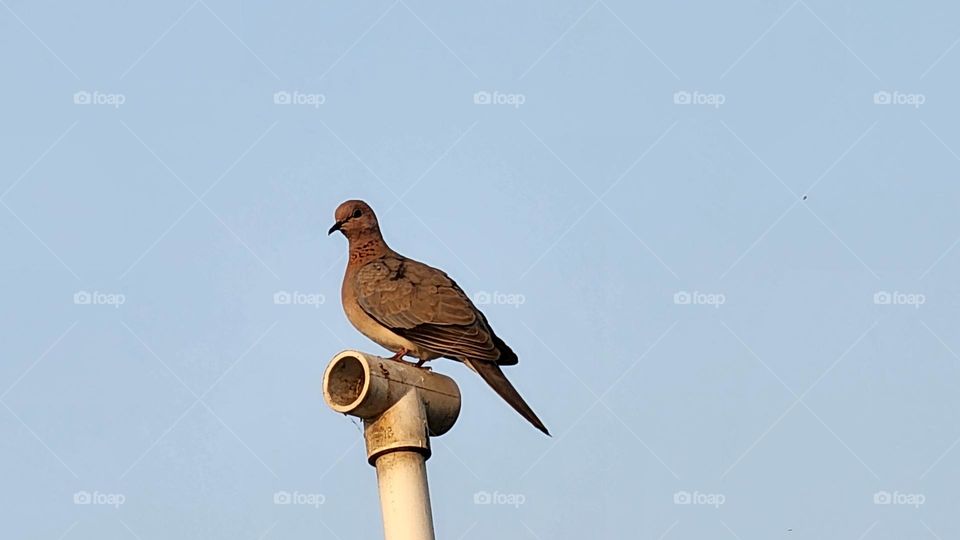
[[385, 349, 431, 369], [415, 358, 432, 371]]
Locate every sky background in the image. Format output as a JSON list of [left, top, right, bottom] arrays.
[[2, 1, 960, 538]]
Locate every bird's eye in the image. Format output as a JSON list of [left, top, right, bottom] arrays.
[[352, 209, 362, 218]]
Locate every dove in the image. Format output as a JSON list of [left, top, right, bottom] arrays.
[[328, 199, 549, 435]]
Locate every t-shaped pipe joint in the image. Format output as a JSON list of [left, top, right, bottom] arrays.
[[322, 350, 461, 461]]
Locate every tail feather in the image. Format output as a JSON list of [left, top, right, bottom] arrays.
[[465, 359, 550, 436], [491, 333, 518, 366]]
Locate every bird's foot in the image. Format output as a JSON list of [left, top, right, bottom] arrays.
[[386, 349, 431, 370]]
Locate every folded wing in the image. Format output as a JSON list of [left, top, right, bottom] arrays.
[[354, 256, 501, 362]]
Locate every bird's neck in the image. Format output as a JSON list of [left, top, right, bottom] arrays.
[[348, 233, 391, 264]]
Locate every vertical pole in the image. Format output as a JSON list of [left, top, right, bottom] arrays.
[[373, 451, 436, 540]]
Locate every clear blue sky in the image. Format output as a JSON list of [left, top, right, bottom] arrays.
[[2, 1, 960, 538]]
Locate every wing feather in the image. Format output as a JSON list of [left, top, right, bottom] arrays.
[[354, 256, 500, 362]]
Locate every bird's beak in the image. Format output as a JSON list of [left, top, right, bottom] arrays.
[[327, 220, 343, 235]]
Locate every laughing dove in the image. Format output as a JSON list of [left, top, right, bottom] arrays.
[[328, 200, 549, 435]]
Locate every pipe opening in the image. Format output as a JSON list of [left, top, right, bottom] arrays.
[[327, 355, 367, 407]]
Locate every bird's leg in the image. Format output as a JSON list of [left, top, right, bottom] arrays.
[[387, 349, 431, 370]]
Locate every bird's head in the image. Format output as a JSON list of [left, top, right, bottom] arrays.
[[328, 199, 380, 240]]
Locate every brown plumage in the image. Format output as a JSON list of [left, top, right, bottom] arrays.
[[329, 199, 548, 435]]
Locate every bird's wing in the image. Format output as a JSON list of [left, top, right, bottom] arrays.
[[354, 255, 501, 362]]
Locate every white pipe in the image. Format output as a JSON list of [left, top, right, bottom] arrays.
[[375, 451, 433, 540], [374, 437, 435, 540], [322, 351, 461, 540]]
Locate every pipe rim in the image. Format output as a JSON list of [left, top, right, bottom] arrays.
[[323, 351, 371, 413]]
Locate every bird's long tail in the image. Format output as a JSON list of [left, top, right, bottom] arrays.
[[465, 359, 550, 436]]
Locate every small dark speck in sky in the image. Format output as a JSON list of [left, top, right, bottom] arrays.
[[802, 195, 808, 200]]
